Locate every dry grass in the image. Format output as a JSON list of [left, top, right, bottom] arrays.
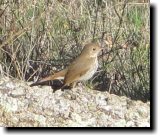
[[0, 0, 150, 101]]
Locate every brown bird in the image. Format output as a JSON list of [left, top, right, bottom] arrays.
[[30, 42, 102, 90]]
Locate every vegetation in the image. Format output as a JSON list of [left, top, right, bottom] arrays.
[[0, 0, 150, 102]]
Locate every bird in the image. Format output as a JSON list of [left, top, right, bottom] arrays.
[[30, 42, 102, 90]]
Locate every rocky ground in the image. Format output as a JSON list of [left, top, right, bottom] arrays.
[[0, 76, 150, 127]]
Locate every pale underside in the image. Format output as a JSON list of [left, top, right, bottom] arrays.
[[64, 56, 98, 86]]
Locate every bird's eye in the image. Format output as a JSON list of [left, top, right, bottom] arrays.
[[93, 48, 96, 51]]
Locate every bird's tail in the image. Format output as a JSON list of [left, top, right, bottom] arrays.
[[30, 68, 68, 87]]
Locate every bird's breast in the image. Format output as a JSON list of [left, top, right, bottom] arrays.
[[79, 57, 98, 81]]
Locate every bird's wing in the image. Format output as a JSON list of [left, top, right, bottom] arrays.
[[64, 58, 94, 86]]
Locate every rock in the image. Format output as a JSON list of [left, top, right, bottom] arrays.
[[113, 119, 126, 127], [9, 87, 26, 97], [0, 76, 150, 127]]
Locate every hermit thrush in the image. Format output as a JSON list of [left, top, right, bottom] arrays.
[[30, 42, 102, 89]]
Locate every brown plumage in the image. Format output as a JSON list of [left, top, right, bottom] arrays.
[[30, 42, 102, 89], [30, 68, 67, 87]]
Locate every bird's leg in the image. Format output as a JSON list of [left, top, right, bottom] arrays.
[[68, 82, 77, 100], [70, 82, 77, 89], [61, 82, 77, 91], [61, 84, 71, 91]]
